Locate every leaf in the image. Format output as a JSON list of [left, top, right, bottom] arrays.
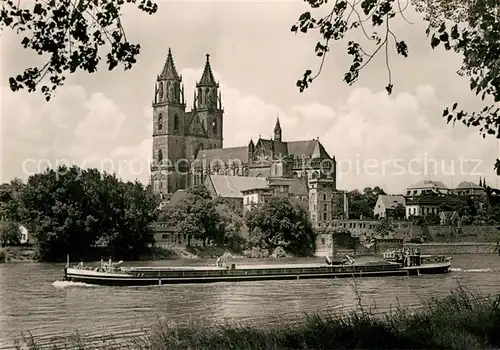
[[385, 83, 393, 95], [430, 35, 440, 49]]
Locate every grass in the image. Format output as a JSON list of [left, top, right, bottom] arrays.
[[12, 286, 500, 350]]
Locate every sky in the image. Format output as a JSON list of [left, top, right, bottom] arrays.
[[1, 0, 499, 194]]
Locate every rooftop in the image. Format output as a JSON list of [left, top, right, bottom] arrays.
[[207, 175, 268, 198], [377, 195, 405, 209], [407, 180, 448, 190]]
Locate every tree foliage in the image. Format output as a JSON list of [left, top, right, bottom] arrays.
[[292, 0, 500, 139], [1, 0, 158, 101], [392, 202, 406, 220], [15, 165, 158, 261], [245, 197, 316, 256], [168, 185, 220, 247], [373, 218, 394, 236], [0, 178, 26, 222], [0, 220, 21, 246], [347, 186, 386, 219]]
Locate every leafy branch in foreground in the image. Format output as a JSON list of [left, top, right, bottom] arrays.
[[292, 0, 500, 140], [1, 0, 158, 101], [292, 0, 410, 95]]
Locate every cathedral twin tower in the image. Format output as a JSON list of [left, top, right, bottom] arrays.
[[150, 49, 224, 196]]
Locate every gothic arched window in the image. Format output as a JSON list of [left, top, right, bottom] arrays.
[[158, 149, 163, 163], [158, 82, 164, 102], [158, 114, 163, 131], [205, 88, 209, 106], [174, 114, 179, 131], [211, 119, 217, 135]]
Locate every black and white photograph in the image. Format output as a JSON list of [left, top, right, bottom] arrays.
[[1, 0, 500, 348]]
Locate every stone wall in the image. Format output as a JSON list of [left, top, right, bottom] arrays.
[[411, 225, 500, 243], [404, 242, 498, 255]]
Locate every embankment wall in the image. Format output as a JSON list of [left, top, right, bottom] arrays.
[[404, 242, 498, 255]]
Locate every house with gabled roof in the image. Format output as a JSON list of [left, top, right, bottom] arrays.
[[373, 195, 406, 219]]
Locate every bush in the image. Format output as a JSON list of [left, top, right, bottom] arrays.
[[242, 247, 269, 259], [0, 248, 6, 263], [271, 246, 287, 258]]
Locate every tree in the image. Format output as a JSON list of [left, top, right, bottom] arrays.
[[439, 195, 467, 213], [373, 218, 394, 237], [20, 165, 158, 261], [215, 203, 247, 253], [245, 197, 316, 256], [0, 178, 27, 222], [0, 220, 21, 246], [347, 186, 386, 218], [170, 185, 219, 247], [392, 202, 406, 220], [292, 0, 500, 141], [1, 0, 158, 101]]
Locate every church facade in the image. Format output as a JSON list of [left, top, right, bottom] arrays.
[[150, 49, 338, 212]]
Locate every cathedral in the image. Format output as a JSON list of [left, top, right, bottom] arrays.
[[150, 49, 338, 212]]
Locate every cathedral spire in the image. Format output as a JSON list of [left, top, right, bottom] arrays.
[[197, 54, 218, 87], [273, 115, 282, 142], [159, 48, 180, 81]]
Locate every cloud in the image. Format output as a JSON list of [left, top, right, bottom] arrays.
[[112, 67, 498, 194], [2, 65, 498, 194], [0, 84, 150, 183]]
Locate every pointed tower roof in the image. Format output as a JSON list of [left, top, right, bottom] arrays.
[[159, 48, 180, 80], [197, 54, 218, 86], [274, 116, 282, 133]]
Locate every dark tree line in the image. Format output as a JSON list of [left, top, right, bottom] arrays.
[[0, 166, 159, 261]]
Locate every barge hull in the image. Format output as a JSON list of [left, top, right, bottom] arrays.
[[64, 263, 450, 286], [64, 270, 410, 286]]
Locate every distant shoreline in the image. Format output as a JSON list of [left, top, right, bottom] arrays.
[[2, 241, 498, 264]]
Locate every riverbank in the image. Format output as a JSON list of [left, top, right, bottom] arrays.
[[15, 287, 500, 349], [0, 246, 37, 263], [0, 246, 294, 263]]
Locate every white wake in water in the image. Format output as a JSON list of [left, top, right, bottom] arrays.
[[450, 268, 495, 273], [52, 280, 97, 288]]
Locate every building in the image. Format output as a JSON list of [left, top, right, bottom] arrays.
[[452, 181, 486, 197], [405, 180, 449, 197], [204, 175, 268, 213], [373, 195, 405, 219], [405, 195, 445, 218], [150, 49, 337, 200]]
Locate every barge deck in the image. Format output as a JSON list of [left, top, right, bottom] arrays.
[[63, 254, 451, 286]]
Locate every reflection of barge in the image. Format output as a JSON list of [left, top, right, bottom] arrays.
[[62, 251, 452, 286]]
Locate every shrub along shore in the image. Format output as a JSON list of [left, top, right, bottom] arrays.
[[14, 287, 500, 350]]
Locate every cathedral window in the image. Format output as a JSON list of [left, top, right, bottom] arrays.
[[212, 119, 217, 135], [158, 82, 163, 102], [158, 114, 163, 131], [158, 149, 163, 163], [174, 114, 179, 131]]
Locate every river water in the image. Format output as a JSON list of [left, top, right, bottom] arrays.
[[1, 255, 500, 349]]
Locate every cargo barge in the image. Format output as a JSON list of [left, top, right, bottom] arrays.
[[62, 251, 452, 286]]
